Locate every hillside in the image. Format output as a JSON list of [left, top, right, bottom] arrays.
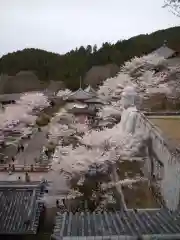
[[0, 26, 180, 91]]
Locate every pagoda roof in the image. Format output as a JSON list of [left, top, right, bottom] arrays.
[[84, 85, 97, 96], [68, 105, 96, 115], [0, 181, 45, 235], [67, 88, 95, 101], [84, 97, 104, 104], [51, 209, 180, 239], [151, 45, 176, 59], [0, 93, 21, 103]]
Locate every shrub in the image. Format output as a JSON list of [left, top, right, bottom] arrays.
[[46, 142, 56, 153], [36, 113, 50, 126]]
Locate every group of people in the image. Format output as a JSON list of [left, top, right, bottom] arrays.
[[8, 163, 15, 172], [9, 143, 25, 163], [17, 144, 24, 153]]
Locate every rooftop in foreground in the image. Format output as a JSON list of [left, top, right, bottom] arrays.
[[51, 209, 180, 240], [148, 116, 180, 148], [0, 181, 45, 235]]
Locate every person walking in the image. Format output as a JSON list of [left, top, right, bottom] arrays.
[[20, 144, 24, 151], [17, 145, 20, 153]]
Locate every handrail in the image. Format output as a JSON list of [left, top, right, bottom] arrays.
[[0, 164, 51, 172], [144, 111, 180, 116], [139, 112, 180, 158], [0, 163, 51, 167]]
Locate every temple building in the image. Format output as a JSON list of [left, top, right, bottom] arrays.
[[65, 88, 94, 102], [150, 42, 179, 59], [84, 85, 97, 96], [0, 181, 46, 237], [65, 85, 101, 103], [0, 93, 20, 104], [66, 86, 103, 120]]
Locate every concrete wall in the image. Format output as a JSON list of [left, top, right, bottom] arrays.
[[138, 112, 180, 210]]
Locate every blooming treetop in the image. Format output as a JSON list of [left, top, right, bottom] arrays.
[[46, 54, 180, 208], [0, 92, 49, 129], [56, 89, 72, 98], [51, 56, 163, 180], [52, 54, 180, 183], [97, 54, 180, 119], [97, 105, 122, 119], [19, 92, 49, 109], [97, 54, 175, 103], [48, 107, 89, 144], [52, 104, 147, 179]]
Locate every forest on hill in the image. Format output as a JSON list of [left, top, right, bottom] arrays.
[[0, 26, 180, 90]]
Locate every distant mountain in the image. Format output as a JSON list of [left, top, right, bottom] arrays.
[[0, 71, 43, 94], [0, 26, 180, 90], [84, 64, 119, 88]]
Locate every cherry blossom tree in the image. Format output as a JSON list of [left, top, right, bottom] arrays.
[[51, 95, 148, 183], [97, 53, 180, 119], [0, 92, 49, 129], [51, 55, 168, 183], [163, 0, 180, 17], [56, 89, 72, 99], [45, 53, 180, 207], [98, 54, 167, 102]]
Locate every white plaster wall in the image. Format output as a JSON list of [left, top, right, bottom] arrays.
[[138, 113, 180, 210]]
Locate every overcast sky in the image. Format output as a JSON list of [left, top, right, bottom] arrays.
[[0, 0, 179, 56]]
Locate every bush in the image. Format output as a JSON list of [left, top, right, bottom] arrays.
[[36, 113, 50, 126], [46, 142, 56, 153]]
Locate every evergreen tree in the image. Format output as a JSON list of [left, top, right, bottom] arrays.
[[0, 26, 180, 90]]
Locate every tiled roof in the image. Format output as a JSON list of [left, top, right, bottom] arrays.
[[151, 45, 175, 59], [0, 181, 45, 235], [84, 85, 97, 96], [51, 209, 180, 239], [67, 88, 94, 101], [84, 98, 104, 104], [0, 93, 21, 103], [166, 57, 180, 67], [68, 104, 97, 115]]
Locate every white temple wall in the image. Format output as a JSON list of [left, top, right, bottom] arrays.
[[137, 112, 180, 210]]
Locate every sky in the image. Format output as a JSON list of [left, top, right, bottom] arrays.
[[0, 0, 179, 56]]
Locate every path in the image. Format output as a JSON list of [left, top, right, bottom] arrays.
[[14, 128, 48, 165]]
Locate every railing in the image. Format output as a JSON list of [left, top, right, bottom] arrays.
[[138, 112, 180, 210], [139, 112, 180, 161], [144, 111, 180, 116], [0, 164, 51, 172]]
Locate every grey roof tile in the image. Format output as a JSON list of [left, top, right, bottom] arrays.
[[84, 98, 104, 104], [52, 209, 180, 239], [0, 93, 21, 103], [84, 86, 97, 96], [0, 181, 45, 235], [151, 46, 175, 59], [67, 88, 95, 101]]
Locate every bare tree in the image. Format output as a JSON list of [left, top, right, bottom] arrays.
[[163, 0, 180, 17]]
